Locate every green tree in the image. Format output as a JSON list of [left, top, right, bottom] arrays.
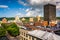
[[1, 23, 9, 30], [1, 23, 20, 37], [0, 27, 6, 37], [7, 23, 20, 37]]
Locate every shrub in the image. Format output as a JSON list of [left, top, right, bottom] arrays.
[[0, 27, 6, 37]]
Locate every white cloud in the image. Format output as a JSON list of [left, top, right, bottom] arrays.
[[25, 8, 32, 12], [28, 0, 60, 5], [26, 8, 43, 17], [16, 8, 42, 17], [28, 0, 60, 10], [26, 11, 32, 17], [29, 0, 42, 5], [19, 0, 60, 5], [16, 13, 24, 17], [0, 5, 8, 8], [18, 0, 28, 6], [18, 0, 60, 9], [19, 8, 25, 10], [56, 3, 60, 10], [56, 5, 60, 9], [18, 0, 60, 17], [16, 13, 21, 15], [56, 4, 60, 9]]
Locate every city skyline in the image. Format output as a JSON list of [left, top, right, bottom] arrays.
[[0, 0, 60, 17]]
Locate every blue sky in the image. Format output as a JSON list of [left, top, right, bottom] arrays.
[[0, 0, 60, 17]]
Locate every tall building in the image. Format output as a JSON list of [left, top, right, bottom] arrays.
[[44, 4, 56, 22]]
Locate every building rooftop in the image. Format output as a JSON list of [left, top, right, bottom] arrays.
[[28, 30, 60, 40]]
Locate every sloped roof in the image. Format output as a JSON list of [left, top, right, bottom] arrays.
[[28, 30, 60, 40]]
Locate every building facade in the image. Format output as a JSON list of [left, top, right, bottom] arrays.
[[44, 4, 56, 22], [20, 29, 41, 40]]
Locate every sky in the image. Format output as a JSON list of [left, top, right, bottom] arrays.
[[0, 0, 60, 17]]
